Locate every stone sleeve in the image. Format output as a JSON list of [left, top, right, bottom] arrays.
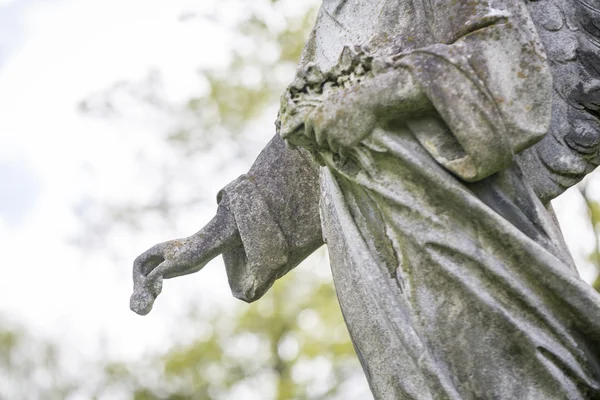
[[217, 134, 323, 302], [399, 0, 552, 182]]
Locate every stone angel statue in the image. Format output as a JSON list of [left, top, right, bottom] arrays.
[[131, 0, 600, 398]]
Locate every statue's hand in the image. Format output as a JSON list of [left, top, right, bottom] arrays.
[[304, 88, 377, 155], [302, 69, 428, 156], [130, 238, 203, 315], [130, 206, 240, 315]]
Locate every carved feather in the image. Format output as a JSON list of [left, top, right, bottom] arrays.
[[516, 0, 600, 204]]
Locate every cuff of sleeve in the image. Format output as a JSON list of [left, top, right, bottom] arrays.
[[218, 176, 290, 302]]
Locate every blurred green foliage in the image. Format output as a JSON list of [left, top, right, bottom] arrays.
[[0, 262, 365, 399], [579, 185, 600, 292], [1, 1, 368, 399], [79, 0, 318, 155], [94, 262, 363, 399], [74, 0, 321, 251], [0, 319, 75, 399]]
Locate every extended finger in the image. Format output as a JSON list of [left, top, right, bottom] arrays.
[[315, 122, 327, 149], [304, 113, 316, 146], [145, 259, 176, 286], [307, 108, 326, 149], [328, 134, 340, 156]]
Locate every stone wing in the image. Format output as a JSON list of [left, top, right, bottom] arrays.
[[519, 0, 600, 205]]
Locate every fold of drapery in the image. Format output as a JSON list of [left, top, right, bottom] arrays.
[[218, 135, 323, 302], [318, 124, 600, 398]]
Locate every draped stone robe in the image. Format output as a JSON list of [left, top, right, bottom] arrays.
[[217, 0, 600, 398]]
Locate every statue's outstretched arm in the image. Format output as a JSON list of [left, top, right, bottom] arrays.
[[130, 200, 240, 315], [130, 135, 323, 315]]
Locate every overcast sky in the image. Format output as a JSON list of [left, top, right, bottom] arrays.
[[0, 0, 258, 364]]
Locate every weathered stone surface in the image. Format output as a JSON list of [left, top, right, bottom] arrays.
[[518, 0, 600, 206], [132, 0, 600, 398]]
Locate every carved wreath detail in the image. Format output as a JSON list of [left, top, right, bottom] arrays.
[[276, 45, 393, 148]]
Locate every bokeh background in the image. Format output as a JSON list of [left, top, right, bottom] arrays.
[[1, 0, 599, 399]]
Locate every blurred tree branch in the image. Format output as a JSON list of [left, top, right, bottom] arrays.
[[0, 1, 369, 399], [73, 0, 319, 253], [579, 183, 600, 291]]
